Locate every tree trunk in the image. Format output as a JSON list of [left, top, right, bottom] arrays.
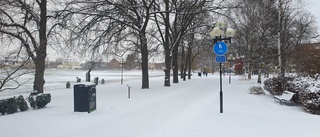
[[140, 32, 149, 89], [248, 64, 252, 80], [164, 51, 171, 87], [33, 58, 46, 93], [187, 46, 192, 80], [172, 46, 179, 83], [164, 0, 171, 87], [183, 47, 188, 81], [33, 0, 47, 94], [180, 46, 185, 79], [186, 33, 194, 80]]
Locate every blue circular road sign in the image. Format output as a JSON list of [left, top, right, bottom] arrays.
[[213, 41, 228, 55]]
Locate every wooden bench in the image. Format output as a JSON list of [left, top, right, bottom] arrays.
[[274, 91, 296, 106]]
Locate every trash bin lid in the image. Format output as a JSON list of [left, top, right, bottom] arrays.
[[74, 82, 96, 86]]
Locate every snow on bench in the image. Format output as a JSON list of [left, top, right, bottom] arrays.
[[274, 91, 296, 106]]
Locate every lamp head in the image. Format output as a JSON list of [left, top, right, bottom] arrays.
[[226, 28, 236, 38], [215, 20, 226, 29], [210, 27, 222, 38]]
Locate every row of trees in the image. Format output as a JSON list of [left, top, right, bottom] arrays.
[[0, 0, 317, 93], [59, 0, 233, 88], [233, 0, 317, 79]]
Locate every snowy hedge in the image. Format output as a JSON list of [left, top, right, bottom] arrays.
[[27, 93, 51, 109], [0, 95, 29, 115], [0, 93, 51, 115], [17, 95, 29, 112], [300, 92, 320, 114], [288, 77, 320, 114], [263, 77, 294, 96], [264, 76, 320, 115]]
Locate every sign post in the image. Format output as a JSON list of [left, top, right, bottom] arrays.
[[213, 41, 228, 113], [213, 41, 228, 56]]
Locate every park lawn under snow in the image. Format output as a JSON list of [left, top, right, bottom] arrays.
[[1, 71, 320, 137]]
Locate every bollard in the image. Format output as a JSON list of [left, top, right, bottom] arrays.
[[86, 72, 90, 82], [66, 81, 70, 88], [127, 84, 131, 99], [101, 79, 105, 84], [76, 77, 81, 83], [94, 77, 99, 85]]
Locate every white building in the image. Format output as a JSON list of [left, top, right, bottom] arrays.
[[57, 58, 81, 69]]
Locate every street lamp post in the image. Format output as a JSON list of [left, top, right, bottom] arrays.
[[227, 54, 235, 84], [257, 62, 263, 84], [210, 20, 235, 113], [120, 59, 126, 84]]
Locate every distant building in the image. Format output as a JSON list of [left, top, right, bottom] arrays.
[[108, 59, 120, 69], [148, 62, 165, 70], [289, 43, 320, 75], [57, 58, 81, 69], [68, 58, 164, 70]]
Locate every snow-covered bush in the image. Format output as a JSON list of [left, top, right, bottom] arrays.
[[291, 77, 320, 114], [6, 97, 19, 114], [27, 93, 51, 109], [27, 95, 36, 109], [263, 77, 292, 95], [248, 86, 265, 95], [0, 95, 30, 115], [300, 91, 320, 114], [36, 93, 51, 109], [17, 95, 29, 112], [0, 97, 19, 115], [286, 77, 310, 103], [281, 77, 320, 115], [0, 99, 8, 115]]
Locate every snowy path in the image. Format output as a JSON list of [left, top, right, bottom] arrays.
[[1, 74, 320, 137]]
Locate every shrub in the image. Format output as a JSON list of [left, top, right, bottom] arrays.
[[264, 76, 320, 115], [17, 95, 29, 112], [287, 78, 310, 92], [263, 77, 293, 95], [6, 97, 18, 114], [0, 99, 8, 115], [28, 93, 51, 109], [27, 95, 37, 109], [300, 91, 320, 114], [248, 86, 265, 95], [0, 96, 27, 115], [36, 94, 51, 109], [285, 78, 310, 104]]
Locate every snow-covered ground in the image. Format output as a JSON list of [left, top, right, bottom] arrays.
[[0, 69, 164, 96], [1, 71, 320, 137]]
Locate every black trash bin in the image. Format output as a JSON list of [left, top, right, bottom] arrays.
[[74, 83, 96, 113], [198, 72, 202, 77]]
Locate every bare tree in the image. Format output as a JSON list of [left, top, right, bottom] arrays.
[[233, 0, 278, 79], [232, 0, 315, 79], [153, 0, 214, 86], [62, 0, 156, 89], [277, 0, 317, 76], [0, 0, 61, 94], [0, 52, 33, 92]]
